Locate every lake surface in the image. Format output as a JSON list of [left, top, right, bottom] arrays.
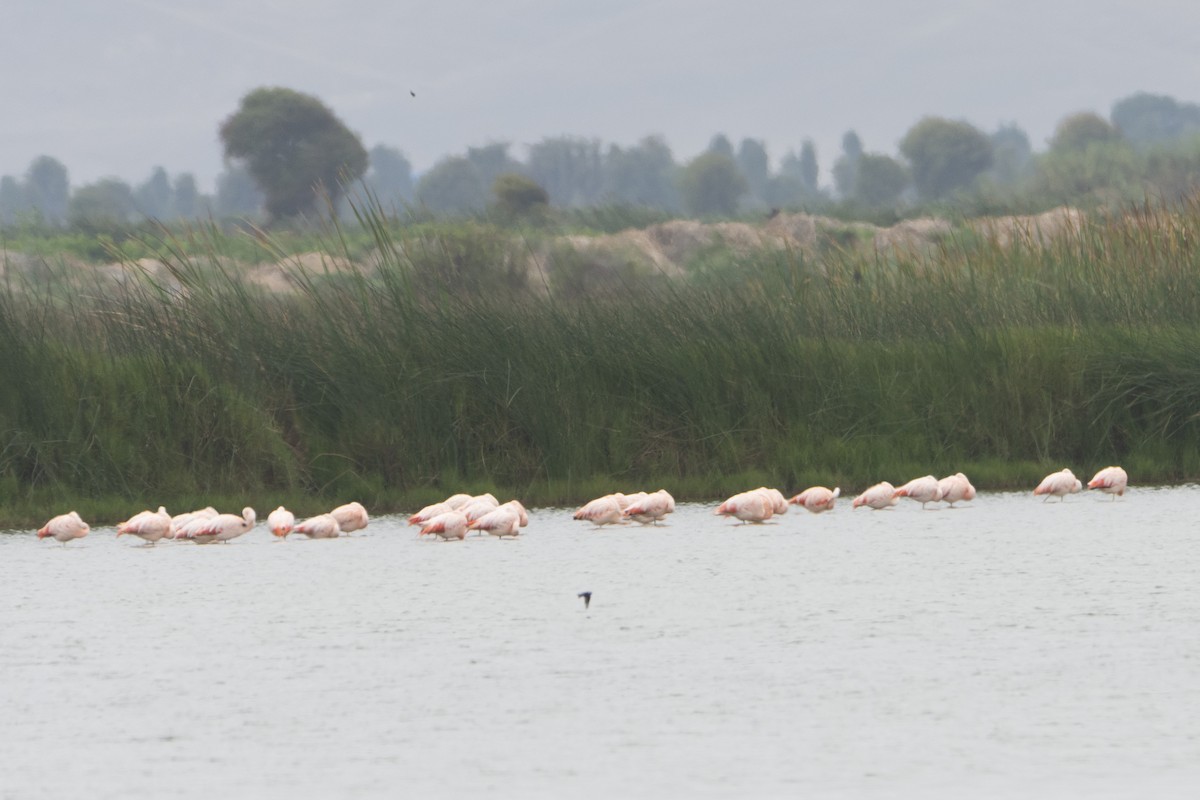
[[2, 488, 1198, 799]]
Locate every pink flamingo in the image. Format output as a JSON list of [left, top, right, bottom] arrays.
[[894, 475, 944, 509], [574, 495, 625, 527], [852, 482, 898, 510], [937, 473, 976, 507], [789, 486, 840, 514], [420, 511, 468, 541], [293, 513, 341, 539], [37, 511, 90, 545], [623, 489, 675, 525], [1087, 466, 1128, 499], [267, 506, 295, 538], [331, 501, 369, 533], [1034, 469, 1082, 501], [117, 506, 172, 544]]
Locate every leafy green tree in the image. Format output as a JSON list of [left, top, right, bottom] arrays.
[[465, 143, 522, 193], [365, 144, 414, 211], [988, 124, 1033, 185], [852, 153, 910, 208], [135, 166, 174, 218], [69, 178, 136, 230], [736, 138, 770, 201], [1111, 92, 1200, 149], [173, 173, 200, 218], [1032, 142, 1138, 204], [1048, 112, 1122, 153], [415, 156, 487, 215], [492, 173, 549, 218], [798, 140, 819, 195], [707, 134, 734, 159], [0, 176, 26, 225], [527, 136, 604, 207], [215, 164, 264, 217], [603, 136, 680, 210], [219, 87, 368, 219], [25, 156, 70, 226], [832, 131, 863, 198], [899, 117, 993, 201], [678, 152, 747, 217]]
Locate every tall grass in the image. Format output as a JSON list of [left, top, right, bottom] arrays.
[[3, 198, 1200, 525]]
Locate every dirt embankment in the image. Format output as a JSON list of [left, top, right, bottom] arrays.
[[0, 208, 1088, 292]]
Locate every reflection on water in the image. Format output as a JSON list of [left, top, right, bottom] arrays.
[[2, 488, 1199, 798]]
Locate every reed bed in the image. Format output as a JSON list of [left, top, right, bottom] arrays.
[[2, 200, 1200, 526]]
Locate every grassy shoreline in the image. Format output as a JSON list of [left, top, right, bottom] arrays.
[[3, 200, 1200, 528]]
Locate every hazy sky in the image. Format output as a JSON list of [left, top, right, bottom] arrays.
[[6, 0, 1200, 192]]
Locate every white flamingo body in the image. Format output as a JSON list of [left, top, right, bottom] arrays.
[[293, 513, 341, 539], [852, 482, 898, 510], [895, 475, 944, 508], [789, 486, 840, 514], [267, 506, 295, 538], [715, 491, 773, 524], [37, 511, 90, 544], [331, 501, 368, 532], [1087, 466, 1128, 498], [623, 489, 675, 525], [168, 507, 217, 538], [117, 506, 172, 544], [754, 487, 789, 516], [937, 473, 976, 506], [574, 495, 624, 527], [469, 505, 521, 538], [1034, 469, 1082, 501], [462, 498, 500, 525], [420, 511, 468, 541]]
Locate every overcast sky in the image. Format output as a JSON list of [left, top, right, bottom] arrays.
[[6, 0, 1200, 192]]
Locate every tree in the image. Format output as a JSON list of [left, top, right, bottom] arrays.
[[707, 134, 734, 159], [69, 178, 136, 230], [173, 173, 200, 218], [852, 154, 910, 208], [798, 140, 819, 195], [465, 143, 522, 193], [415, 156, 487, 215], [215, 164, 264, 217], [135, 166, 174, 218], [25, 156, 70, 226], [0, 176, 26, 225], [219, 87, 368, 219], [736, 138, 770, 201], [492, 173, 549, 218], [899, 117, 993, 201], [832, 131, 863, 199], [365, 144, 414, 211], [603, 136, 680, 211], [1111, 92, 1200, 149], [988, 124, 1033, 186], [527, 136, 604, 207], [678, 152, 747, 217], [1049, 112, 1122, 153]]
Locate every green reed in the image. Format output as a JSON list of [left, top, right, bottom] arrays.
[[3, 199, 1200, 525]]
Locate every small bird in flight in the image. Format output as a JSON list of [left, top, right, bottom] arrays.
[[578, 591, 592, 609], [410, 90, 416, 97]]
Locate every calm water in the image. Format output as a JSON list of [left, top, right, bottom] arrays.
[[2, 488, 1198, 799]]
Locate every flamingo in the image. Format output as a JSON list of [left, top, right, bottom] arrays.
[[408, 502, 452, 527], [267, 506, 295, 538], [168, 507, 217, 538], [937, 473, 976, 507], [293, 513, 341, 539], [1034, 469, 1082, 501], [420, 511, 468, 541], [789, 486, 840, 514], [623, 489, 675, 525], [1087, 466, 1128, 499], [715, 491, 773, 524], [461, 497, 501, 531], [117, 506, 172, 544], [37, 511, 90, 545], [894, 475, 944, 509], [574, 495, 625, 527], [754, 487, 789, 516], [443, 493, 473, 510], [852, 482, 898, 510], [330, 501, 368, 533], [180, 507, 255, 544], [468, 505, 522, 538]]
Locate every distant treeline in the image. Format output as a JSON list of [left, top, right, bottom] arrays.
[[5, 90, 1200, 233], [2, 198, 1200, 526]]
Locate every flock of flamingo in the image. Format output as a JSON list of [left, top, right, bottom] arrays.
[[30, 466, 1128, 545]]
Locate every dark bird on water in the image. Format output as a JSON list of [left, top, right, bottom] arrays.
[[578, 591, 592, 609]]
